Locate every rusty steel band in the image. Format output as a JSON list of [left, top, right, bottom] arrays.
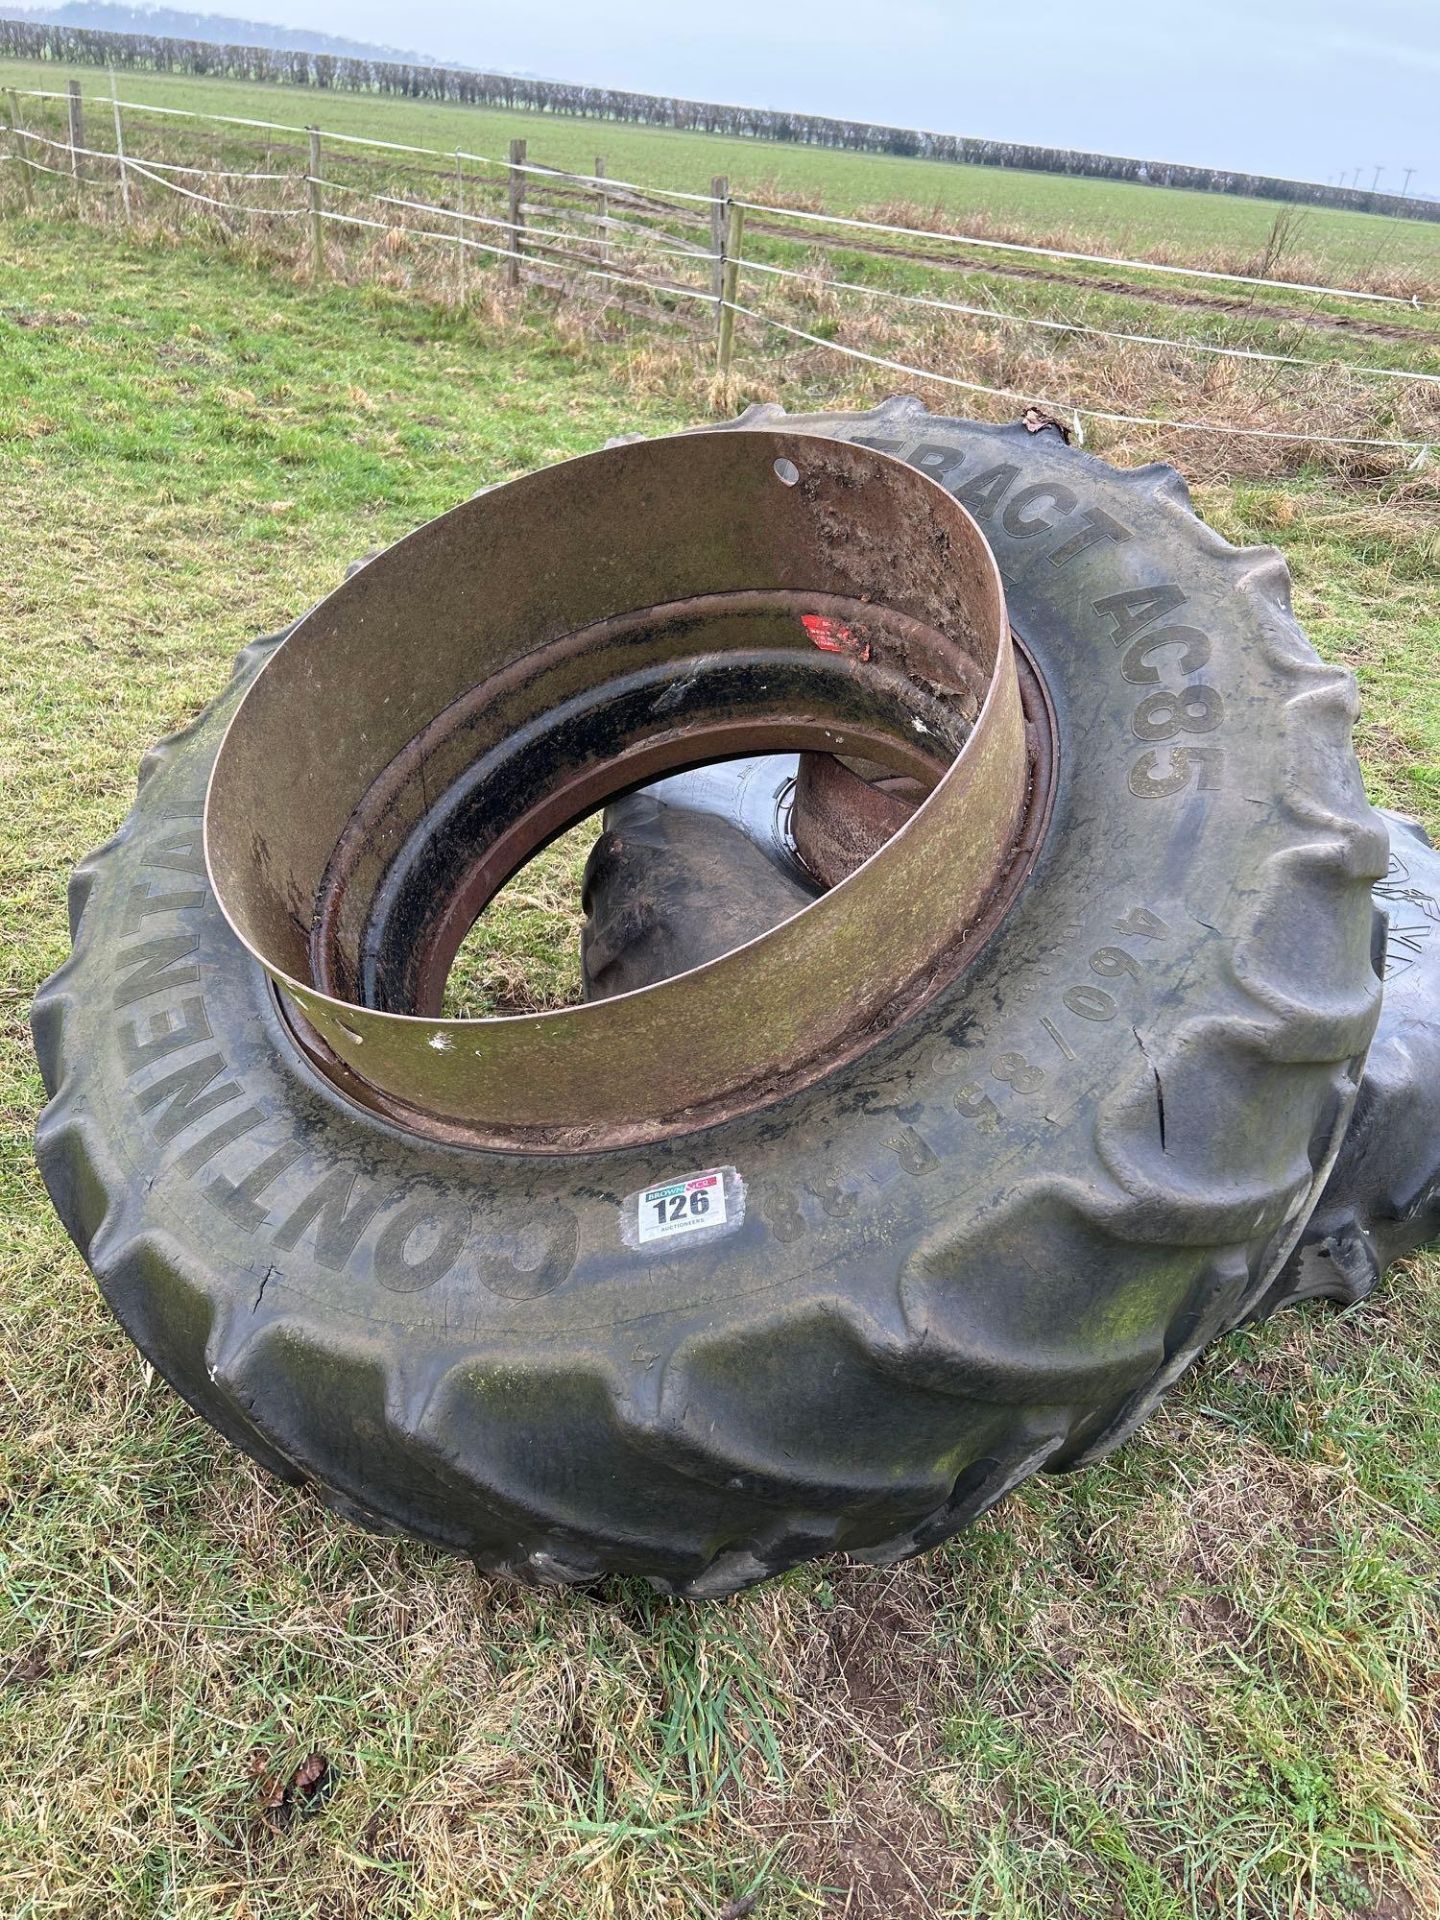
[[204, 429, 1037, 1146]]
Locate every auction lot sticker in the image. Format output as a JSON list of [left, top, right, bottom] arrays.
[[621, 1166, 745, 1249], [638, 1169, 727, 1242]]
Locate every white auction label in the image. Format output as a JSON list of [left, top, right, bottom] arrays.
[[635, 1168, 728, 1244]]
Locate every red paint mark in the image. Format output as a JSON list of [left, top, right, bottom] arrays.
[[801, 613, 871, 661]]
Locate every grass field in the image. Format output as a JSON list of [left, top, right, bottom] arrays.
[[3, 197, 1440, 1919], [5, 53, 1440, 286], [7, 66, 1440, 490]]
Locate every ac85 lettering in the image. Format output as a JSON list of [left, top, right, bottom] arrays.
[[857, 440, 1230, 803], [1093, 585, 1227, 800]]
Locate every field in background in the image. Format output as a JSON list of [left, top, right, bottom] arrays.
[[3, 63, 1440, 1916], [5, 53, 1440, 283], [7, 57, 1440, 505]]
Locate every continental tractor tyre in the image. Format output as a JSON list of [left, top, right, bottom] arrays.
[[32, 404, 1388, 1596]]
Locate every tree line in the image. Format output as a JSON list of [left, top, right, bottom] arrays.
[[18, 1, 432, 63], [2, 14, 1433, 223]]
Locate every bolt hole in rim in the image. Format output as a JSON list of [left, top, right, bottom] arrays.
[[204, 431, 1051, 1149]]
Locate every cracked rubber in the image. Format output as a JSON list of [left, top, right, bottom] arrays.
[[32, 402, 1387, 1596]]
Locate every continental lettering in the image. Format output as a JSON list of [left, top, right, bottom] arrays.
[[207, 1141, 305, 1232], [107, 823, 584, 1293], [474, 1209, 579, 1299], [122, 880, 206, 934], [271, 1168, 384, 1270], [174, 1106, 265, 1177], [140, 825, 207, 877], [120, 995, 212, 1070], [112, 933, 201, 1008], [374, 1200, 471, 1293], [135, 1051, 244, 1146], [170, 1105, 582, 1293]]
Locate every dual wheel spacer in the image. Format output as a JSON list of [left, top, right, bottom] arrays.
[[34, 407, 1409, 1595], [206, 429, 1045, 1147]]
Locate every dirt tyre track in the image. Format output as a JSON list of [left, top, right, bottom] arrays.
[[32, 401, 1387, 1595]]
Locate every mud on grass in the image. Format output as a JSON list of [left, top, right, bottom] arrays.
[[3, 219, 1440, 1919]]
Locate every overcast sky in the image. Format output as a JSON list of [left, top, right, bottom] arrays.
[[210, 0, 1440, 196]]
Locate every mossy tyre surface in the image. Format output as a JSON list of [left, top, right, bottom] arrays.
[[32, 402, 1387, 1596]]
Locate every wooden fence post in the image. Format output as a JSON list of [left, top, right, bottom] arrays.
[[66, 79, 84, 182], [453, 150, 467, 307], [6, 89, 35, 210], [506, 137, 526, 287], [715, 195, 744, 380], [306, 126, 325, 279], [595, 155, 608, 266], [109, 70, 131, 225], [710, 174, 727, 319]]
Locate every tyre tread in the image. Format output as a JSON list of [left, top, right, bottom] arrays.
[[32, 430, 1388, 1594]]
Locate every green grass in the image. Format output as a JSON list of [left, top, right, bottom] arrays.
[[3, 216, 1440, 1920], [4, 52, 1440, 283]]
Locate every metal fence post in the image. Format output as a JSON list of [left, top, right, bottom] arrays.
[[715, 195, 744, 379], [5, 89, 34, 210], [66, 79, 84, 182], [307, 126, 325, 279], [507, 137, 526, 288], [710, 174, 727, 323]]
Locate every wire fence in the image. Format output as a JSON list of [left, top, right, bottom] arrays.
[[5, 79, 1440, 469]]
